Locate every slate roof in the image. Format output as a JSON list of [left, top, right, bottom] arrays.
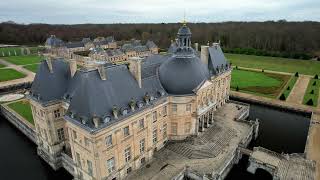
[[168, 42, 178, 54], [29, 59, 72, 103], [146, 40, 158, 49], [82, 38, 92, 44], [30, 59, 167, 131], [208, 45, 231, 75], [65, 42, 84, 48], [45, 35, 64, 47]]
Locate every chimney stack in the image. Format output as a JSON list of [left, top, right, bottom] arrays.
[[69, 59, 77, 77], [45, 55, 53, 73], [201, 45, 209, 67], [128, 57, 142, 88], [194, 43, 199, 52], [97, 65, 107, 80]]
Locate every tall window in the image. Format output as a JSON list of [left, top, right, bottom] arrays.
[[162, 106, 167, 117], [106, 135, 112, 146], [106, 157, 115, 173], [186, 104, 191, 112], [73, 130, 77, 139], [123, 126, 130, 137], [185, 122, 191, 133], [84, 137, 89, 147], [152, 111, 157, 123], [57, 128, 65, 141], [152, 129, 157, 145], [124, 147, 131, 162], [172, 104, 177, 114], [163, 123, 167, 138], [76, 152, 81, 167], [54, 109, 61, 118], [87, 160, 93, 176], [172, 123, 177, 135], [139, 119, 144, 129], [140, 138, 145, 154]]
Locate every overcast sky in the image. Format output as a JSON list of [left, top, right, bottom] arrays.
[[0, 0, 319, 24]]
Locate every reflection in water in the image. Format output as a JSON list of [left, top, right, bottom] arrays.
[[0, 116, 72, 180], [0, 102, 310, 180]]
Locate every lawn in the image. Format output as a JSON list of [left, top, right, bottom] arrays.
[[24, 64, 39, 73], [7, 100, 34, 125], [226, 53, 320, 76], [0, 68, 26, 82], [0, 63, 5, 68], [2, 55, 41, 65], [0, 46, 42, 57], [303, 79, 320, 107], [280, 76, 298, 99], [231, 69, 290, 98]]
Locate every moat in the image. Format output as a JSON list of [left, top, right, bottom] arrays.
[[0, 103, 311, 180]]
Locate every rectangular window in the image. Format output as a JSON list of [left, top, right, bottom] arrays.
[[123, 126, 130, 137], [172, 123, 177, 135], [185, 122, 191, 133], [73, 130, 77, 139], [106, 157, 115, 173], [84, 137, 89, 147], [152, 111, 157, 123], [127, 167, 132, 174], [139, 119, 144, 129], [87, 160, 93, 176], [140, 138, 145, 154], [76, 152, 81, 167], [172, 104, 177, 114], [124, 147, 131, 162], [106, 135, 112, 146], [163, 123, 167, 138], [186, 104, 191, 112], [152, 129, 157, 145], [162, 106, 167, 117], [54, 109, 61, 118], [57, 128, 65, 141]]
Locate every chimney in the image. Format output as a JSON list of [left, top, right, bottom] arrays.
[[212, 42, 219, 49], [92, 115, 100, 128], [201, 45, 209, 67], [45, 56, 53, 73], [97, 65, 107, 80], [194, 43, 199, 52], [128, 57, 142, 88], [69, 59, 77, 77]]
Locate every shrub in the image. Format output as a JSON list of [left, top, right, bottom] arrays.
[[236, 66, 238, 70], [287, 86, 290, 90], [313, 81, 317, 86], [236, 86, 239, 91], [310, 90, 314, 94], [306, 99, 314, 106], [262, 69, 264, 72], [279, 94, 286, 101], [315, 74, 319, 79], [295, 72, 299, 77]]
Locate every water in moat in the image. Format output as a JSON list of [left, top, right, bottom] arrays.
[[0, 103, 311, 180]]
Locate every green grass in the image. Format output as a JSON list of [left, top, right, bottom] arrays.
[[23, 64, 39, 73], [7, 100, 34, 125], [0, 63, 5, 68], [303, 79, 320, 107], [231, 69, 290, 98], [226, 53, 320, 76], [0, 46, 42, 57], [0, 68, 26, 82], [2, 55, 41, 65], [280, 76, 298, 99]]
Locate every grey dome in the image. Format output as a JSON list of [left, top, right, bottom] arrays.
[[178, 25, 192, 35], [159, 55, 209, 95]]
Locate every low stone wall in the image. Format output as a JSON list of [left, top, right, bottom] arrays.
[[0, 82, 31, 95], [0, 104, 36, 143]]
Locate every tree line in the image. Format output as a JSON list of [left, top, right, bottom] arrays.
[[0, 21, 319, 58]]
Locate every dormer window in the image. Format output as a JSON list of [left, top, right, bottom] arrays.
[[137, 101, 144, 108], [121, 108, 128, 115], [103, 116, 111, 123]]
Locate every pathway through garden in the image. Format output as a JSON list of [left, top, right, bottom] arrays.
[[0, 59, 35, 88], [287, 75, 310, 104]]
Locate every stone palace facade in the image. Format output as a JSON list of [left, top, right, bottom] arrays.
[[27, 24, 258, 180]]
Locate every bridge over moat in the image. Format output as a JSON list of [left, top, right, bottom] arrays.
[[240, 147, 316, 180]]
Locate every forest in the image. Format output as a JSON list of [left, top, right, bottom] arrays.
[[0, 21, 319, 58]]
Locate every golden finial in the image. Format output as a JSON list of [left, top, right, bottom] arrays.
[[182, 10, 187, 26]]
